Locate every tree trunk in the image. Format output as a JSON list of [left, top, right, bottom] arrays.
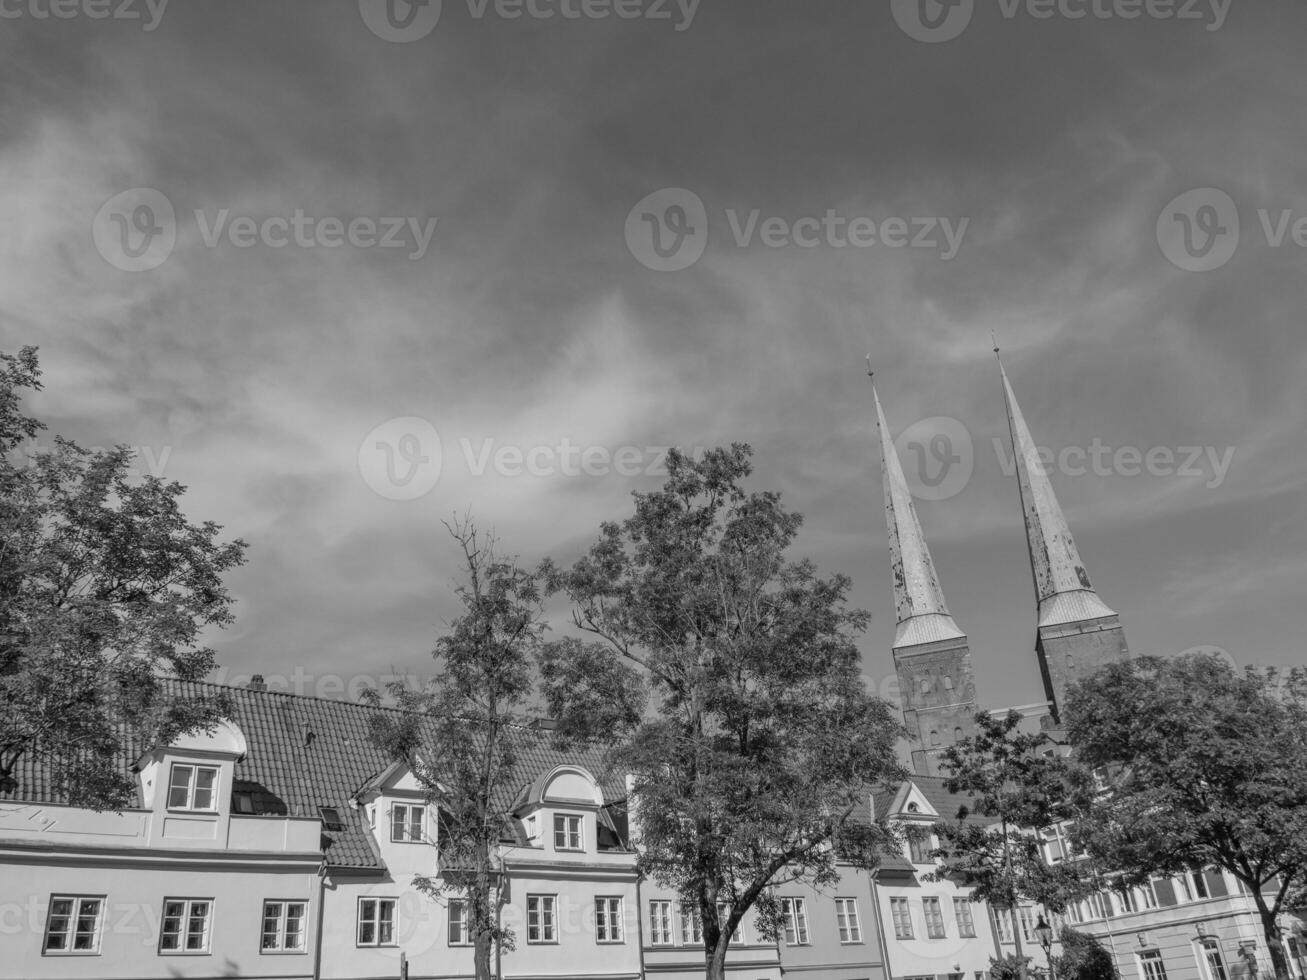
[[705, 937, 729, 980], [1252, 891, 1292, 980], [474, 932, 493, 980]]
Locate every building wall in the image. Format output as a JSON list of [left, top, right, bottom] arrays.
[[776, 863, 888, 980], [638, 878, 782, 980]]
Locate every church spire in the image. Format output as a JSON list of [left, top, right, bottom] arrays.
[[870, 370, 965, 648], [996, 354, 1116, 628]]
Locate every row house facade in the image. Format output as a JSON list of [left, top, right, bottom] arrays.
[[0, 679, 910, 980]]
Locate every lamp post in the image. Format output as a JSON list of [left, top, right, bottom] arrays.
[[1035, 915, 1056, 980]]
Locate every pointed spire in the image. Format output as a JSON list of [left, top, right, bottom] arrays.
[[870, 370, 965, 648], [997, 354, 1116, 627]]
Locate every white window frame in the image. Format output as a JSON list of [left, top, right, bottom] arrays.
[[167, 763, 219, 812], [681, 904, 703, 945], [553, 813, 583, 851], [835, 897, 863, 944], [924, 896, 946, 939], [356, 897, 398, 947], [159, 898, 213, 954], [595, 896, 624, 943], [527, 894, 557, 944], [953, 897, 976, 937], [1199, 938, 1228, 980], [716, 902, 744, 944], [390, 802, 425, 843], [781, 897, 809, 945], [1140, 950, 1169, 980], [448, 899, 471, 946], [42, 895, 104, 955], [260, 900, 307, 954], [649, 900, 673, 946], [891, 896, 914, 939]]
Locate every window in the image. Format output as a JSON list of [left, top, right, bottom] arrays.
[[1041, 825, 1070, 864], [160, 899, 212, 953], [1140, 950, 1169, 980], [930, 730, 941, 746], [681, 904, 703, 945], [527, 895, 557, 943], [167, 764, 218, 811], [1138, 882, 1158, 910], [1116, 889, 1137, 914], [992, 908, 1015, 943], [953, 897, 976, 937], [595, 897, 623, 943], [891, 897, 913, 939], [356, 898, 397, 947], [448, 899, 470, 946], [319, 807, 345, 831], [234, 792, 255, 814], [261, 901, 307, 953], [923, 897, 946, 939], [1018, 906, 1034, 941], [781, 898, 809, 945], [649, 901, 673, 946], [909, 829, 934, 864], [716, 902, 744, 944], [1189, 872, 1210, 899], [554, 814, 582, 851], [390, 803, 424, 843], [43, 896, 103, 954], [835, 898, 862, 943], [1200, 938, 1228, 980]]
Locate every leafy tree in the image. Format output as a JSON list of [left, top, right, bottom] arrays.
[[992, 953, 1036, 980], [0, 347, 245, 809], [364, 519, 540, 980], [1065, 654, 1307, 980], [931, 711, 1090, 980], [538, 444, 906, 980], [1054, 926, 1120, 980]]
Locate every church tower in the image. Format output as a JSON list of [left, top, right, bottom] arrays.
[[871, 376, 978, 776], [997, 354, 1129, 723]]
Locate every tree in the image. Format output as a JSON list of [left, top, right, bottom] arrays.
[[931, 711, 1090, 980], [364, 519, 541, 980], [1065, 654, 1307, 980], [1055, 926, 1120, 980], [538, 444, 906, 980], [0, 347, 245, 809]]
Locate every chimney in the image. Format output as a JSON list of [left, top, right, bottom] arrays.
[[248, 674, 267, 692]]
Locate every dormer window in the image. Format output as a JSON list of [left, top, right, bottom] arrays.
[[391, 803, 425, 843], [553, 813, 582, 851], [167, 764, 218, 812]]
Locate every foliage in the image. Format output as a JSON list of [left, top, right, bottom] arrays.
[[1053, 926, 1120, 980], [0, 347, 245, 809], [538, 445, 906, 980], [932, 711, 1090, 913], [363, 518, 539, 980], [1065, 653, 1307, 980], [991, 953, 1036, 980]]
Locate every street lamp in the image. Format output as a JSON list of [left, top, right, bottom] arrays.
[[1035, 915, 1056, 980]]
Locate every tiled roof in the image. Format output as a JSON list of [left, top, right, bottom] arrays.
[[1, 680, 626, 871]]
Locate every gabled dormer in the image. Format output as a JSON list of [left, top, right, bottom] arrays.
[[134, 719, 248, 848], [353, 760, 436, 875]]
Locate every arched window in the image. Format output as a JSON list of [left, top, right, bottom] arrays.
[[954, 726, 964, 742], [1067, 653, 1076, 670], [929, 730, 940, 747], [943, 675, 954, 692], [920, 676, 932, 695]]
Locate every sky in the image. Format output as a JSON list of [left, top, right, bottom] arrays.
[[2, 0, 1306, 712]]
